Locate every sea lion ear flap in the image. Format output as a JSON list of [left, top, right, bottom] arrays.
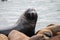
[[47, 24, 55, 27], [35, 30, 41, 34]]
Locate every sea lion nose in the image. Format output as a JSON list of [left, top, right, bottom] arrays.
[[30, 11, 35, 17], [30, 12, 37, 19]]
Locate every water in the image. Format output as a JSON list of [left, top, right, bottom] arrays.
[[0, 0, 60, 32]]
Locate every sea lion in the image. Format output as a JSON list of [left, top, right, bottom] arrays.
[[8, 30, 29, 40], [0, 34, 8, 40], [29, 34, 49, 40], [0, 8, 38, 37], [36, 28, 53, 38], [36, 24, 60, 38]]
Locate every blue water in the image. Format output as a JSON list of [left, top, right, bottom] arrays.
[[0, 0, 60, 32]]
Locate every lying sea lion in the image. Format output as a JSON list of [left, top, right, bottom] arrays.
[[8, 30, 29, 40], [0, 8, 38, 37], [29, 34, 49, 40], [36, 28, 53, 38], [36, 24, 60, 38], [0, 34, 8, 40]]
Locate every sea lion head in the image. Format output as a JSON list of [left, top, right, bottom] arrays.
[[36, 29, 53, 38], [29, 34, 50, 40], [24, 8, 38, 22]]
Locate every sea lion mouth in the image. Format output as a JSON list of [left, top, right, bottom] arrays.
[[24, 8, 38, 20]]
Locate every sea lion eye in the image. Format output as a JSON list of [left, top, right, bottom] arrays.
[[25, 13, 31, 19], [27, 13, 30, 17], [44, 32, 52, 38]]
